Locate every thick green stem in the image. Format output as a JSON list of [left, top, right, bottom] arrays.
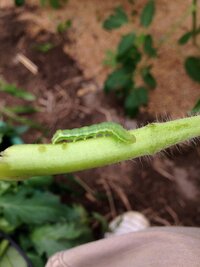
[[0, 116, 200, 180]]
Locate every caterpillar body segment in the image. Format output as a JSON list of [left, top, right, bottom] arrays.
[[52, 122, 136, 144]]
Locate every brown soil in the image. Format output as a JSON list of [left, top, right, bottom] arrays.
[[0, 2, 199, 228], [13, 0, 199, 117]]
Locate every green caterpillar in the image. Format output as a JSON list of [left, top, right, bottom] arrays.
[[52, 122, 136, 144]]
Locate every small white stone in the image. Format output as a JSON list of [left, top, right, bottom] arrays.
[[105, 211, 150, 238]]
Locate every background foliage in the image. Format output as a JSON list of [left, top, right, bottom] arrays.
[[103, 2, 157, 117]]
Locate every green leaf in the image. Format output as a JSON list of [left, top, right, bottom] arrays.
[[0, 182, 10, 196], [144, 34, 157, 57], [15, 125, 29, 135], [57, 20, 72, 34], [40, 0, 46, 6], [141, 66, 157, 89], [103, 50, 117, 68], [23, 175, 53, 188], [178, 31, 193, 45], [0, 218, 16, 233], [185, 56, 200, 83], [0, 107, 44, 131], [30, 222, 93, 257], [15, 0, 25, 6], [0, 121, 28, 137], [27, 252, 44, 267], [0, 80, 35, 101], [125, 87, 148, 116], [104, 68, 133, 93], [0, 190, 69, 225], [0, 240, 9, 258], [178, 28, 200, 45], [0, 135, 3, 145], [135, 33, 146, 47], [0, 121, 28, 146], [191, 99, 200, 114], [6, 105, 37, 114], [117, 47, 142, 73], [103, 6, 128, 30], [49, 0, 61, 9], [117, 32, 136, 57], [0, 181, 17, 196], [64, 204, 90, 224], [140, 0, 155, 27], [0, 247, 26, 267], [18, 234, 33, 252], [92, 212, 108, 233], [34, 42, 54, 53]]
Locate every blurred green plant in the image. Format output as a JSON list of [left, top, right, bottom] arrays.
[[185, 56, 200, 83], [57, 19, 72, 34], [14, 0, 68, 9], [0, 80, 35, 101], [178, 0, 200, 112], [0, 121, 27, 152], [178, 1, 200, 83], [190, 98, 200, 114], [103, 50, 118, 68], [0, 244, 27, 267], [140, 0, 155, 27], [0, 126, 106, 267], [0, 178, 94, 267], [0, 79, 44, 131], [34, 42, 54, 53], [40, 0, 68, 9], [14, 0, 25, 6], [103, 6, 128, 30], [178, 0, 199, 47], [103, 1, 156, 117]]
